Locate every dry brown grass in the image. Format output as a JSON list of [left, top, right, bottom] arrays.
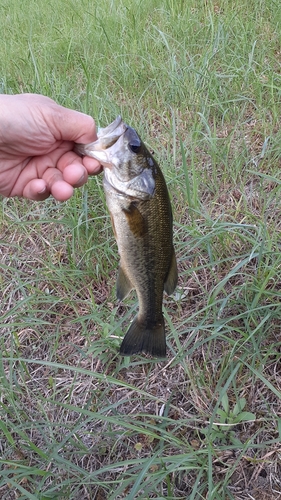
[[1, 156, 281, 498]]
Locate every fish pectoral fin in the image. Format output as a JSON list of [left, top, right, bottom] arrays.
[[120, 316, 166, 358], [122, 202, 147, 237], [116, 265, 133, 301], [164, 247, 178, 295]]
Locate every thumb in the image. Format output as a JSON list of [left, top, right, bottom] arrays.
[[50, 105, 98, 144]]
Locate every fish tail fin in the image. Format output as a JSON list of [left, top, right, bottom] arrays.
[[120, 316, 166, 358]]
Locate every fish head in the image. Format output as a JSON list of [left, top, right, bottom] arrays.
[[102, 126, 156, 200], [102, 126, 148, 176], [75, 117, 156, 200]]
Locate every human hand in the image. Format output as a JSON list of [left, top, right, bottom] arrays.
[[0, 93, 101, 201]]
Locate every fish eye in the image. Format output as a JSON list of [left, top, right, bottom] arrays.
[[129, 141, 141, 154]]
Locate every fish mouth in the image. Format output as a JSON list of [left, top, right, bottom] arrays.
[[74, 116, 128, 157], [97, 115, 126, 147]]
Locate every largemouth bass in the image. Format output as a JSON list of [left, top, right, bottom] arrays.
[[75, 117, 178, 357]]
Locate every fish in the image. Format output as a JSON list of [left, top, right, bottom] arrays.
[[75, 117, 178, 357]]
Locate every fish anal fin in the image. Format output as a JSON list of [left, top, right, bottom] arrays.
[[116, 265, 133, 301], [164, 247, 178, 295], [120, 316, 166, 358]]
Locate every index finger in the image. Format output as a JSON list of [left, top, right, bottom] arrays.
[[57, 150, 102, 176]]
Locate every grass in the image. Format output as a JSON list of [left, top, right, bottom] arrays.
[[1, 0, 281, 498]]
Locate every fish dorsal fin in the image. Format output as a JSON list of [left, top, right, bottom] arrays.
[[164, 248, 178, 295], [116, 265, 133, 301]]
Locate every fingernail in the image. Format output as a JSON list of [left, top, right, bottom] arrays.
[[78, 173, 85, 184], [38, 186, 47, 194]]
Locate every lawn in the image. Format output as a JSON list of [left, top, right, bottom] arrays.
[[1, 0, 281, 498]]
